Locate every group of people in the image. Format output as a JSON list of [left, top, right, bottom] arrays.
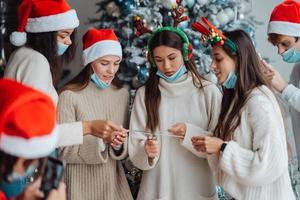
[[1, 0, 300, 200]]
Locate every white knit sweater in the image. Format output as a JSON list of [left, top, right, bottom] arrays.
[[217, 85, 295, 200], [128, 74, 222, 200], [4, 47, 83, 147]]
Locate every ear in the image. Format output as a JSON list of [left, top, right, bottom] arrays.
[[147, 52, 152, 64]]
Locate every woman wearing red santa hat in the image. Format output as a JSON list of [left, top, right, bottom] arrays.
[[262, 0, 300, 184], [4, 0, 125, 148], [57, 28, 132, 200], [0, 79, 65, 200]]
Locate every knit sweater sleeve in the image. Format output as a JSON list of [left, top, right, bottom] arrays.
[[5, 49, 54, 101], [128, 88, 159, 170], [219, 93, 288, 186], [58, 91, 108, 164], [109, 90, 130, 161], [181, 83, 222, 163], [281, 63, 300, 112], [281, 84, 300, 112]]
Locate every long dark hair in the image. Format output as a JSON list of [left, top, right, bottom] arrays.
[[214, 30, 269, 140], [25, 30, 77, 86], [59, 64, 122, 94], [145, 30, 205, 132], [0, 150, 45, 183]]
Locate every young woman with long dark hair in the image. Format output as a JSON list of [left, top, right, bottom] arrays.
[[128, 27, 222, 200]]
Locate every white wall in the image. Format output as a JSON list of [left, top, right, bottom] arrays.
[[254, 0, 293, 80], [66, 0, 293, 83]]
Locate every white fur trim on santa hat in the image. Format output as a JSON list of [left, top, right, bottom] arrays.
[[83, 40, 122, 66], [268, 21, 300, 37], [10, 31, 27, 46], [0, 126, 58, 159], [25, 9, 79, 33]]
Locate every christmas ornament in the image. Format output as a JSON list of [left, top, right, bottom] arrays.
[[183, 0, 196, 8]]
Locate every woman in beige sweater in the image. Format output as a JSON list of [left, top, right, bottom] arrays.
[[57, 28, 132, 200]]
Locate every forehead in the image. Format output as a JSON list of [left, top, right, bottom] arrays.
[[58, 29, 74, 34], [269, 34, 296, 45], [212, 45, 226, 55], [153, 45, 181, 56], [95, 55, 121, 62], [278, 35, 296, 42]]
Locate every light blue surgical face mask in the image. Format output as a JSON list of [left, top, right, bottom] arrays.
[[281, 47, 300, 63], [156, 64, 187, 82], [57, 42, 69, 56], [0, 166, 36, 198], [91, 73, 109, 89], [223, 71, 237, 89]]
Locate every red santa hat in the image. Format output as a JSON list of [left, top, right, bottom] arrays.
[[82, 28, 122, 66], [268, 0, 300, 37], [10, 0, 80, 47], [0, 79, 58, 159]]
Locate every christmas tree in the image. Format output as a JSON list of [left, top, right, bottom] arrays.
[[90, 0, 258, 90]]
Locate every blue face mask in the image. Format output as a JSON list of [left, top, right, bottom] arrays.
[[156, 64, 187, 82], [223, 71, 237, 89], [91, 73, 109, 89], [281, 47, 300, 63], [57, 42, 69, 56], [0, 166, 36, 198]]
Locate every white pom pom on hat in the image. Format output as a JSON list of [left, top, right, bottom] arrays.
[[10, 31, 27, 46]]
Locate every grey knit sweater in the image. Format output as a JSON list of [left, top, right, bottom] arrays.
[[57, 81, 132, 200]]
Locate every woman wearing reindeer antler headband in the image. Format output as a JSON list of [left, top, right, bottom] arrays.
[[191, 18, 295, 199], [128, 1, 222, 199]]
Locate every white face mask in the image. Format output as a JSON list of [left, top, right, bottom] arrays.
[[57, 42, 69, 56], [91, 73, 110, 89], [156, 64, 187, 82]]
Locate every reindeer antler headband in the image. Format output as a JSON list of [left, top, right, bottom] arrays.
[[134, 0, 192, 67], [192, 17, 237, 53]]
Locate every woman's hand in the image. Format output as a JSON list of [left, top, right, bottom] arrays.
[[144, 136, 160, 159], [46, 182, 66, 200], [261, 60, 288, 92], [191, 136, 224, 154], [17, 178, 43, 200], [110, 131, 128, 148], [168, 123, 186, 138], [83, 120, 125, 143]]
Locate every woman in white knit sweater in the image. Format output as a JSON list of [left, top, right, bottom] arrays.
[[128, 27, 222, 200], [58, 28, 132, 200], [191, 25, 295, 199], [4, 0, 124, 148]]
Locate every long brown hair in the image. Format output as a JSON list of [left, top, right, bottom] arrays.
[[145, 30, 205, 132], [59, 64, 122, 94], [214, 30, 269, 140], [25, 30, 77, 86]]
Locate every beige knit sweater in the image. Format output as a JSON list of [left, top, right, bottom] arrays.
[[57, 82, 132, 200]]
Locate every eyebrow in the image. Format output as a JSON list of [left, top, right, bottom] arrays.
[[60, 31, 72, 35], [213, 53, 221, 56]]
